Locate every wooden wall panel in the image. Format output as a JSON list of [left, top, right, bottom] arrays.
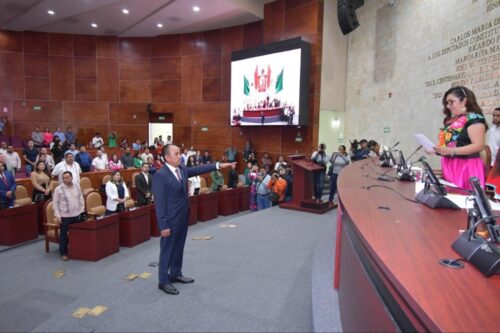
[[284, 1, 318, 36], [152, 34, 181, 57], [202, 30, 222, 54], [181, 55, 202, 102], [263, 0, 286, 43], [120, 80, 151, 102], [74, 57, 96, 79], [97, 58, 119, 102], [221, 52, 231, 101], [151, 57, 181, 80], [0, 30, 23, 52], [172, 125, 191, 148], [191, 102, 228, 126], [50, 56, 74, 100], [151, 80, 182, 102], [24, 54, 49, 77], [73, 35, 96, 57], [222, 26, 243, 53], [25, 77, 49, 100], [243, 22, 263, 49], [192, 126, 231, 150], [13, 101, 62, 123], [153, 103, 191, 126], [182, 33, 203, 56], [49, 33, 73, 56], [112, 124, 148, 143], [202, 78, 222, 102], [120, 58, 151, 80], [0, 52, 24, 99], [64, 124, 109, 146], [119, 38, 152, 59], [63, 102, 108, 124], [13, 123, 61, 138], [96, 36, 118, 58], [75, 80, 97, 101], [202, 54, 221, 78], [23, 31, 48, 54], [109, 103, 149, 124]]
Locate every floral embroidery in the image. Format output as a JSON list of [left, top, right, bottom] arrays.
[[438, 113, 484, 148]]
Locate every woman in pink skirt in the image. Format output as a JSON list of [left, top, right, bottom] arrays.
[[434, 86, 487, 190]]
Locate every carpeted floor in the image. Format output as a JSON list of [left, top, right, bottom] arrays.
[[0, 205, 340, 332]]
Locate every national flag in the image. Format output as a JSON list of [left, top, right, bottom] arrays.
[[243, 75, 250, 96], [275, 69, 283, 93]]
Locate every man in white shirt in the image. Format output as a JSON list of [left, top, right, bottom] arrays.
[[187, 146, 196, 158], [98, 147, 109, 165], [0, 141, 8, 158], [141, 148, 154, 163], [91, 133, 104, 148], [52, 171, 85, 261], [274, 156, 288, 171], [5, 145, 21, 176], [92, 150, 108, 171], [487, 107, 500, 167], [52, 152, 82, 185]]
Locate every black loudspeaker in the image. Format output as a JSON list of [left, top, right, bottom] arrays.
[[337, 0, 364, 35]]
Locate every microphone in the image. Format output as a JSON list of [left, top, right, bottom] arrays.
[[406, 145, 423, 165], [391, 141, 400, 149]]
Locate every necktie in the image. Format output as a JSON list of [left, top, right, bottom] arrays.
[[175, 168, 182, 183]]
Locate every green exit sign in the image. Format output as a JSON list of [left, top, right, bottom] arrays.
[[32, 105, 42, 111], [158, 116, 165, 120], [383, 127, 390, 133], [201, 127, 208, 132]]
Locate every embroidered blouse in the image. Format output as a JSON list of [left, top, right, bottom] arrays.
[[438, 113, 486, 158]]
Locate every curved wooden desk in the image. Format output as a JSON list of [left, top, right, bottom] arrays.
[[335, 159, 500, 332]]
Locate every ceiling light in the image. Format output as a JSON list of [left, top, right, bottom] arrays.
[[157, 23, 163, 28], [193, 6, 200, 12], [47, 10, 55, 15], [91, 23, 98, 28], [122, 8, 129, 14]]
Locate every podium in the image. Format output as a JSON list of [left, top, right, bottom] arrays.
[[218, 189, 240, 216], [68, 214, 120, 261], [280, 155, 335, 214], [189, 195, 198, 226], [238, 186, 250, 211], [197, 191, 219, 222], [0, 204, 38, 246], [118, 206, 151, 247], [149, 204, 160, 237]]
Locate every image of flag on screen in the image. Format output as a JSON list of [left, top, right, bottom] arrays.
[[275, 69, 283, 93]]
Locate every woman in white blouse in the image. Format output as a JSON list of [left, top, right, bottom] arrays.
[[186, 156, 201, 195], [105, 171, 129, 214]]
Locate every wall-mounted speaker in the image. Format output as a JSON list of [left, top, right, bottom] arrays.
[[337, 0, 364, 35]]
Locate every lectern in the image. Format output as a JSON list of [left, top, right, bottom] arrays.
[[280, 155, 335, 214]]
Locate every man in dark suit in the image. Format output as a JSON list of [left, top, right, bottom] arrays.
[[152, 144, 235, 295], [135, 162, 153, 205], [0, 161, 16, 207]]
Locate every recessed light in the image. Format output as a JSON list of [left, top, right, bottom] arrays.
[[47, 10, 55, 15], [122, 8, 129, 14], [91, 23, 98, 28], [193, 6, 200, 12], [157, 23, 163, 28]]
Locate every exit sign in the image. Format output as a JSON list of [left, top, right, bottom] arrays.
[[383, 127, 390, 133], [201, 127, 208, 132], [32, 105, 42, 111]]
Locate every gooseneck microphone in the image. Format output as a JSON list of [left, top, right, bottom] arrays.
[[406, 145, 423, 165]]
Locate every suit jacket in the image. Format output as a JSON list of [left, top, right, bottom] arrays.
[[152, 163, 217, 231], [0, 172, 17, 204], [135, 172, 153, 204], [105, 182, 130, 211]]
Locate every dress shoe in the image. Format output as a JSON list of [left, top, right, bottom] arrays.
[[61, 255, 68, 261], [172, 276, 194, 284], [158, 283, 179, 295]]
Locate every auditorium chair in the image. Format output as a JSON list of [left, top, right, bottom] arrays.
[[85, 191, 106, 219], [14, 185, 32, 206], [43, 200, 60, 253], [102, 175, 111, 185], [131, 172, 140, 187], [199, 178, 211, 194], [79, 177, 94, 195], [124, 198, 135, 209]]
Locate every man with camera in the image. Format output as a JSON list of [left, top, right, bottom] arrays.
[[52, 171, 85, 261], [255, 167, 272, 210], [268, 168, 287, 206]]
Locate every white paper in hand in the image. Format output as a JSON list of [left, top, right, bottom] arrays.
[[413, 134, 436, 151]]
